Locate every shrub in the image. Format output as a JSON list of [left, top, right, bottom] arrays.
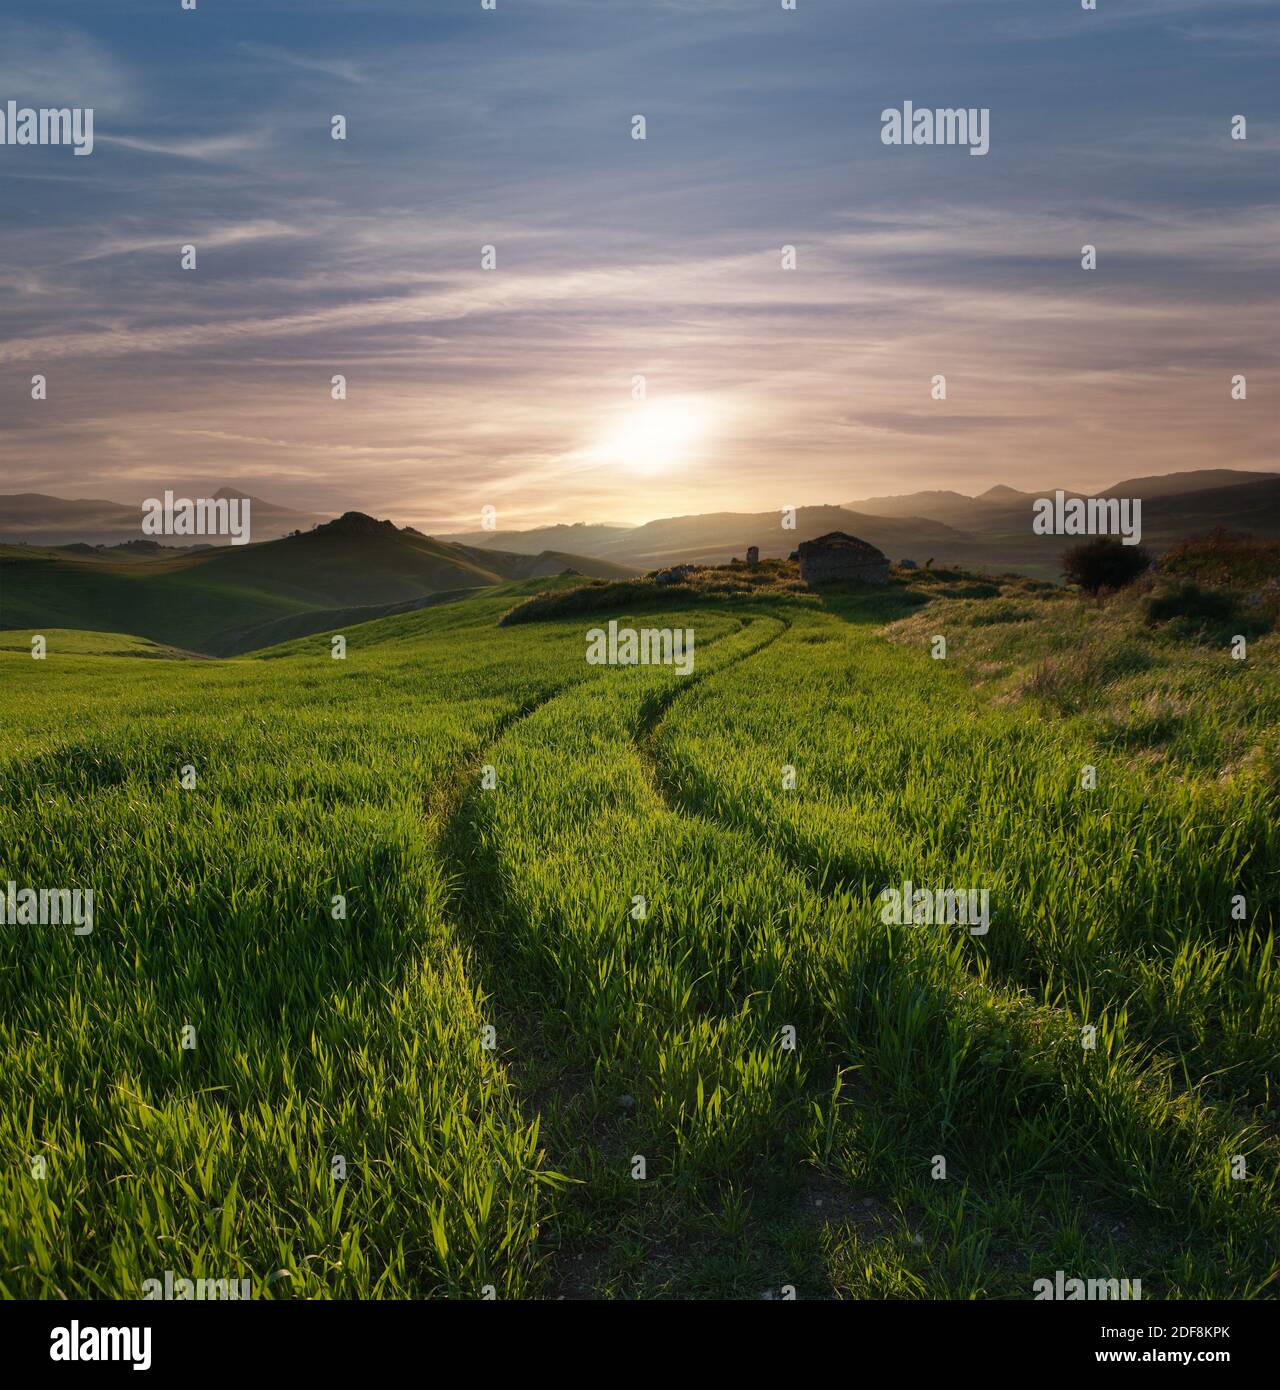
[[1159, 528, 1280, 588], [1062, 537, 1151, 593], [499, 579, 680, 626], [1145, 581, 1238, 627], [1142, 580, 1271, 642]]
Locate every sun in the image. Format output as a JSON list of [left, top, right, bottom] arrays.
[[587, 397, 716, 476]]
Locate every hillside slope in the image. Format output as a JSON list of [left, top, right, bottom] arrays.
[[438, 522, 635, 555], [0, 512, 634, 652]]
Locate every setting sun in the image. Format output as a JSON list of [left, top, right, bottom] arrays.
[[586, 397, 718, 476]]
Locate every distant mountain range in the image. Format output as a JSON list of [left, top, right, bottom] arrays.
[[441, 469, 1280, 577], [0, 487, 324, 547], [3, 469, 1278, 651], [842, 469, 1279, 530]]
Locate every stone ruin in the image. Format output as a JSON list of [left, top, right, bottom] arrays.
[[796, 531, 890, 586]]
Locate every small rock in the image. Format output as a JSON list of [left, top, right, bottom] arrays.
[[617, 1093, 636, 1113], [652, 564, 697, 587]]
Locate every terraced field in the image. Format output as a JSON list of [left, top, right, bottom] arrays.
[[1, 573, 1276, 1298]]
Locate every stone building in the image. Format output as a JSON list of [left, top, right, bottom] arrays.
[[796, 531, 890, 586], [746, 545, 759, 564]]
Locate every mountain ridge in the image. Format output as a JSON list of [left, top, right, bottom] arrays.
[[4, 469, 1279, 598]]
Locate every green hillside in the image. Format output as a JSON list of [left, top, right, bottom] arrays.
[[0, 516, 635, 654], [0, 559, 1276, 1298]]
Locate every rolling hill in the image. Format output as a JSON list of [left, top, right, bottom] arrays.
[[8, 472, 1279, 643], [441, 506, 970, 568], [596, 505, 966, 568], [441, 521, 634, 554], [0, 511, 636, 654]]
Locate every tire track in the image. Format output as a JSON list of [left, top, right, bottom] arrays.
[[638, 618, 1278, 1242], [632, 610, 789, 806], [430, 613, 810, 1295]]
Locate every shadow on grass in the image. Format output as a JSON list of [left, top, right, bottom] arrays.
[[811, 577, 932, 625]]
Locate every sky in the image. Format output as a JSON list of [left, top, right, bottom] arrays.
[[0, 0, 1276, 531]]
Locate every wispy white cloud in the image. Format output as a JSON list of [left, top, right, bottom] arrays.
[[95, 130, 272, 162], [71, 219, 307, 263], [237, 41, 368, 84]]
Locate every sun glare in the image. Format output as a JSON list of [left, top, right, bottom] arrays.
[[588, 397, 716, 476]]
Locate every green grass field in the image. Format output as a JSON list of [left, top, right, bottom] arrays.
[[1, 564, 1277, 1299]]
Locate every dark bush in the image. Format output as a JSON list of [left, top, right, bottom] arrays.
[[1062, 537, 1151, 593], [1159, 528, 1280, 588], [1145, 581, 1239, 628], [1142, 580, 1272, 643], [498, 579, 682, 626]]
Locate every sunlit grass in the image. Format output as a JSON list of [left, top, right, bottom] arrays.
[[1, 570, 1276, 1298]]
